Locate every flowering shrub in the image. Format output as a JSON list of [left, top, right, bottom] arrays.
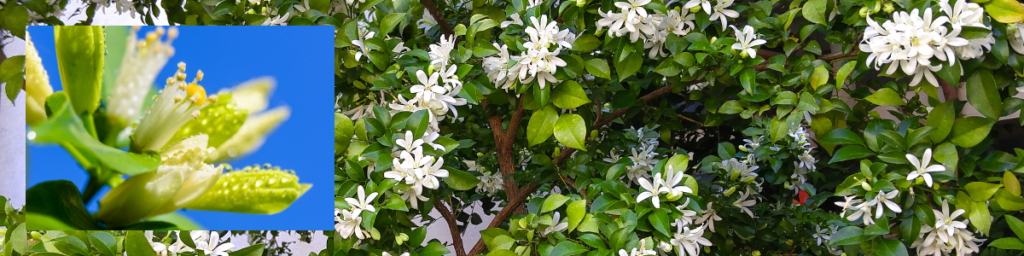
[[0, 197, 26, 256], [23, 230, 328, 255], [335, 0, 1024, 255]]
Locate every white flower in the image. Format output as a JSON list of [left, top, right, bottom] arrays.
[[873, 190, 902, 219], [542, 212, 569, 236], [620, 239, 657, 256], [674, 203, 698, 226], [906, 148, 946, 187], [400, 186, 429, 209], [835, 195, 874, 225], [733, 189, 756, 218], [345, 185, 379, 215], [932, 199, 968, 243], [615, 0, 651, 22], [262, 12, 291, 26], [695, 202, 722, 233], [731, 25, 765, 58], [637, 173, 666, 208], [196, 232, 234, 256], [683, 0, 712, 14], [941, 0, 992, 60], [419, 9, 438, 32], [428, 35, 456, 68], [660, 166, 693, 197], [416, 155, 448, 189], [708, 0, 739, 31], [412, 70, 447, 103], [129, 63, 215, 152], [476, 171, 504, 196], [501, 13, 525, 28], [812, 225, 832, 246], [109, 27, 177, 124], [483, 43, 512, 89], [336, 208, 366, 239], [1008, 23, 1024, 55], [797, 152, 816, 172], [670, 224, 712, 256], [145, 231, 170, 256]]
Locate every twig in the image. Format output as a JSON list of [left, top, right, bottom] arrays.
[[677, 114, 704, 126], [421, 0, 455, 36], [467, 183, 541, 256], [434, 200, 467, 256], [939, 79, 958, 103]]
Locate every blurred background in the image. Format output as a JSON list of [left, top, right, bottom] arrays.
[[26, 25, 334, 230]]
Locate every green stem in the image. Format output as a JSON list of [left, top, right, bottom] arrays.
[[82, 174, 103, 205], [61, 143, 93, 171], [82, 112, 99, 140]]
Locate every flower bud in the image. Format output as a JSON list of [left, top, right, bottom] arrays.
[[97, 134, 223, 228], [576, 0, 587, 7], [753, 251, 761, 256], [370, 228, 381, 240], [25, 32, 53, 126], [859, 7, 869, 17], [861, 181, 873, 191], [54, 26, 104, 115], [689, 6, 701, 13], [31, 231, 42, 240], [883, 3, 894, 13], [182, 164, 311, 214], [723, 186, 737, 196], [477, 152, 485, 157], [741, 175, 756, 183], [786, 239, 794, 246]]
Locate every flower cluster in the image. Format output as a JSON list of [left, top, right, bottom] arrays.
[[684, 0, 739, 30], [636, 166, 693, 209], [484, 15, 575, 90], [596, 1, 697, 58], [859, 3, 979, 87], [911, 200, 985, 256], [145, 231, 236, 256], [471, 159, 504, 196], [383, 131, 450, 207], [337, 186, 379, 240], [391, 35, 468, 131]]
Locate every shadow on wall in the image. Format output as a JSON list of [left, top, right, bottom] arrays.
[[0, 83, 27, 208]]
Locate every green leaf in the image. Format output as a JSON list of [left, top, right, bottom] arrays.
[[802, 0, 828, 24], [985, 0, 1024, 23], [125, 231, 158, 256], [554, 113, 587, 151], [228, 243, 266, 256], [933, 142, 959, 174], [810, 65, 829, 90], [988, 238, 1024, 250], [528, 105, 560, 146], [740, 68, 756, 93], [654, 60, 680, 76], [965, 69, 1002, 119], [586, 59, 611, 79], [966, 182, 1002, 201], [336, 113, 354, 153], [821, 128, 865, 146], [719, 100, 743, 114], [830, 226, 867, 246], [89, 232, 117, 256], [770, 117, 790, 143], [54, 236, 90, 255], [552, 81, 591, 109], [0, 55, 25, 84], [567, 200, 586, 232], [443, 169, 481, 190], [649, 208, 671, 237], [865, 88, 905, 106], [549, 241, 588, 256], [1006, 215, 1024, 239], [950, 116, 994, 148], [1005, 171, 1021, 196], [421, 241, 450, 256], [616, 54, 643, 81], [876, 239, 909, 256], [927, 101, 955, 142], [406, 109, 431, 136], [9, 223, 25, 255], [4, 76, 21, 104], [32, 94, 160, 175], [542, 193, 571, 213], [997, 189, 1024, 211], [573, 34, 602, 52], [380, 13, 408, 35], [486, 249, 520, 256], [836, 61, 857, 86], [535, 84, 551, 108], [2, 6, 28, 38], [969, 201, 991, 234], [829, 145, 874, 164], [26, 180, 100, 230], [481, 229, 515, 250]]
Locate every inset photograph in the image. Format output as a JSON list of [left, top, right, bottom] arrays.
[[25, 26, 334, 230]]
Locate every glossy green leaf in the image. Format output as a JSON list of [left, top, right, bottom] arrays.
[[876, 239, 909, 256], [552, 80, 591, 109], [573, 34, 602, 52], [865, 88, 905, 106], [89, 232, 117, 256], [443, 169, 481, 190], [228, 243, 266, 256], [950, 116, 994, 148], [380, 13, 408, 35], [554, 113, 587, 151], [1005, 171, 1021, 196], [926, 101, 955, 142], [985, 0, 1024, 23], [988, 238, 1024, 250], [965, 69, 1002, 119], [810, 65, 829, 90], [567, 200, 586, 232], [820, 128, 865, 146], [829, 226, 867, 246], [616, 53, 642, 81], [969, 201, 991, 234], [26, 180, 100, 230], [125, 231, 158, 256], [1006, 215, 1024, 239], [542, 193, 571, 213], [965, 182, 1002, 201], [585, 59, 611, 79], [802, 0, 828, 24], [829, 145, 873, 164], [836, 61, 857, 86], [528, 105, 560, 146], [549, 241, 588, 256]]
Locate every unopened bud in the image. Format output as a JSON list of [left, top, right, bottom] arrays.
[[370, 228, 381, 240], [689, 6, 701, 13], [477, 152, 485, 157], [883, 3, 894, 13], [861, 181, 873, 191], [723, 186, 737, 196]]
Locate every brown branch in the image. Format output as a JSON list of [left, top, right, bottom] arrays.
[[467, 183, 541, 256], [820, 49, 861, 62], [421, 0, 455, 36], [677, 114, 704, 126], [939, 79, 958, 103], [434, 200, 467, 256]]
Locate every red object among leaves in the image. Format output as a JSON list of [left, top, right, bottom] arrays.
[[793, 190, 810, 206]]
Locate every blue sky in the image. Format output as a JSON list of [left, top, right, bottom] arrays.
[[27, 26, 333, 230]]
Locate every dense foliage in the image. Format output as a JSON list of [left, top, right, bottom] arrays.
[[335, 0, 1024, 255]]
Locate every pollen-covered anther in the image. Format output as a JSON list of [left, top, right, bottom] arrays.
[[156, 27, 166, 36], [195, 70, 204, 82], [168, 27, 179, 39], [191, 110, 200, 119], [207, 95, 218, 104], [178, 62, 186, 72], [176, 72, 187, 82], [174, 96, 183, 103]]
